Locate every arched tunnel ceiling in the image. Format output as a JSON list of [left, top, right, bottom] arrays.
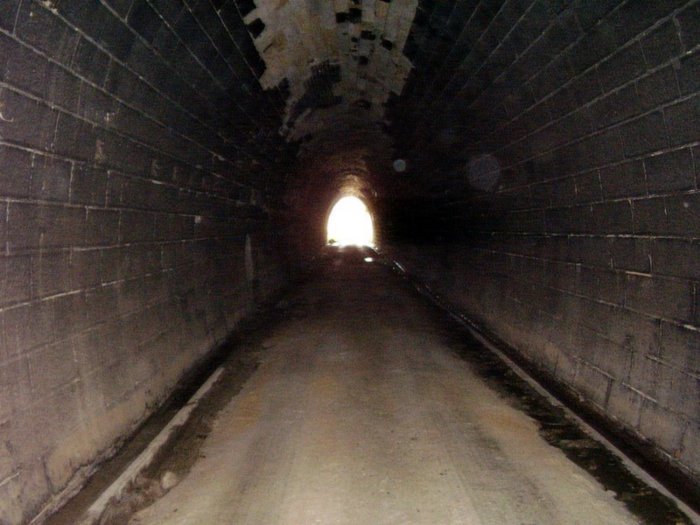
[[238, 0, 698, 217], [4, 0, 691, 220], [239, 0, 578, 149], [236, 0, 590, 190], [241, 0, 577, 219], [243, 0, 417, 141]]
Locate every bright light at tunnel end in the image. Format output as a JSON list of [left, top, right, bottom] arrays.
[[326, 196, 375, 248]]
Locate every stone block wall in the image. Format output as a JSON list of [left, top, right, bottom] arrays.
[[0, 1, 287, 523], [390, 0, 700, 486]]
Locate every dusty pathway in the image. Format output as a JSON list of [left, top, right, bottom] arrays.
[[129, 250, 639, 525]]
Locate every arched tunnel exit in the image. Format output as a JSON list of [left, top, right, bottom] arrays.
[[0, 1, 698, 524], [326, 195, 375, 247]]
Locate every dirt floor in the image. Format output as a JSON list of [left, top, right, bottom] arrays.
[[112, 247, 690, 525]]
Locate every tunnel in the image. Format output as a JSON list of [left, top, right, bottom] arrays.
[[0, 0, 699, 523]]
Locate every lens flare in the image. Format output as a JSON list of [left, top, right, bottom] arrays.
[[326, 196, 374, 247]]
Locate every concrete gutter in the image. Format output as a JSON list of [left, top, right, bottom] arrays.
[[389, 257, 700, 525], [77, 366, 225, 525]]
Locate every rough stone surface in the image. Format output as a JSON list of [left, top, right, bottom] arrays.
[[129, 256, 639, 525], [0, 1, 288, 523], [246, 0, 418, 139], [384, 0, 700, 489], [0, 0, 698, 522]]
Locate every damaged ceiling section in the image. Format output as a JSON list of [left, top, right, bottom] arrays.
[[242, 0, 419, 142]]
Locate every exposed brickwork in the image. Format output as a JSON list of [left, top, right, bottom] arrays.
[[2, 0, 699, 521], [0, 1, 288, 523], [391, 0, 700, 486]]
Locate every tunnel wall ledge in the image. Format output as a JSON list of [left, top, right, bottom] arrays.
[[387, 242, 700, 502]]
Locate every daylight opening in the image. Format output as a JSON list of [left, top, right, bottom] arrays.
[[326, 196, 375, 247]]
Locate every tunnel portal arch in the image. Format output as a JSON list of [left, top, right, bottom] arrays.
[[326, 195, 375, 248]]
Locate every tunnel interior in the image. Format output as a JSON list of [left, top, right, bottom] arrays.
[[0, 0, 698, 522], [326, 195, 375, 247]]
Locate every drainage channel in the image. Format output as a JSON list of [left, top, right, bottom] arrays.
[[388, 255, 700, 525], [44, 255, 699, 525], [43, 291, 296, 525]]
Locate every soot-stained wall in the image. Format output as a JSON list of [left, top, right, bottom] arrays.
[[1, 0, 699, 522], [389, 0, 699, 486], [0, 1, 290, 522]]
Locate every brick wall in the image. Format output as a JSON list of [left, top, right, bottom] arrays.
[[0, 1, 288, 523], [390, 0, 700, 484]]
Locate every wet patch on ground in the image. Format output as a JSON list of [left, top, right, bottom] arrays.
[[393, 261, 694, 525]]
